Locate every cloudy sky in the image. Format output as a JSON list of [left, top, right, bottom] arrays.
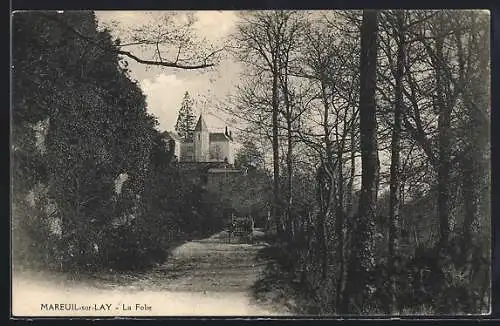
[[95, 11, 242, 133]]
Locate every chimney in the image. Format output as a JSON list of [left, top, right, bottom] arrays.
[[229, 130, 232, 139], [225, 126, 228, 136]]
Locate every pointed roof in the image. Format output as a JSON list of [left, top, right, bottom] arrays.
[[209, 133, 232, 142], [194, 115, 208, 132], [164, 131, 181, 142]]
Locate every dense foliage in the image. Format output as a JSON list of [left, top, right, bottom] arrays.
[[11, 11, 220, 272], [175, 91, 196, 141]]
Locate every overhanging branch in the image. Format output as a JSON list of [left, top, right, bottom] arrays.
[[40, 12, 217, 70]]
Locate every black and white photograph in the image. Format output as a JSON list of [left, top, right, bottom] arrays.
[[11, 10, 491, 316]]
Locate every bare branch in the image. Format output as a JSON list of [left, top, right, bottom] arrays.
[[40, 12, 218, 70]]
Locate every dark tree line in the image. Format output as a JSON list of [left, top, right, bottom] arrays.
[[11, 11, 222, 272], [227, 9, 490, 315]]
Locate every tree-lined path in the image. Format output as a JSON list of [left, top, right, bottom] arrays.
[[12, 10, 491, 316], [13, 229, 293, 316]]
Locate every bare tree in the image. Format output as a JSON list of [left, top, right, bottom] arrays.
[[377, 9, 491, 313], [381, 10, 406, 314], [232, 11, 310, 239], [39, 11, 223, 70], [343, 9, 380, 314]]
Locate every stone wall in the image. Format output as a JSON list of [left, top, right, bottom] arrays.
[[177, 162, 271, 226]]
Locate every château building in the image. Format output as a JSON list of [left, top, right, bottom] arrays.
[[163, 115, 269, 226], [166, 115, 235, 165]]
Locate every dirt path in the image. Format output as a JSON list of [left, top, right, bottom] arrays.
[[12, 229, 293, 316]]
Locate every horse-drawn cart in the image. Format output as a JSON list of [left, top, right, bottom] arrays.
[[227, 216, 254, 243]]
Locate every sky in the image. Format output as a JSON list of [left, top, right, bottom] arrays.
[[95, 11, 242, 134]]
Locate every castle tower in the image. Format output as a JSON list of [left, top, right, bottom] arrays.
[[193, 114, 210, 162]]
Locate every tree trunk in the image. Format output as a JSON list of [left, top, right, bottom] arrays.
[[286, 116, 294, 243], [387, 10, 404, 314], [342, 109, 356, 311], [346, 108, 356, 218], [343, 9, 379, 314], [335, 145, 345, 311], [316, 163, 332, 281], [319, 202, 330, 280], [319, 79, 333, 281], [281, 59, 294, 245], [461, 156, 476, 249], [433, 22, 453, 314], [460, 19, 490, 311], [271, 57, 282, 238], [461, 19, 490, 253], [436, 34, 451, 254]]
